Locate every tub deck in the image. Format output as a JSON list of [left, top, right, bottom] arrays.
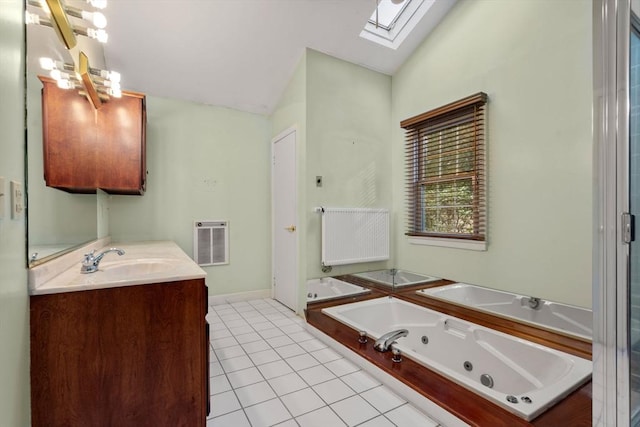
[[339, 274, 452, 294], [416, 283, 592, 340], [306, 277, 371, 304], [306, 304, 592, 426], [352, 269, 442, 288]]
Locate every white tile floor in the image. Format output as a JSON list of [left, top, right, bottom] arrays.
[[207, 298, 440, 427]]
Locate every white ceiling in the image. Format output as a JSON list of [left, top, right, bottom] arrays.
[[100, 0, 456, 115]]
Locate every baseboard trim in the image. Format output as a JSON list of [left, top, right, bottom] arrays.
[[208, 289, 272, 306]]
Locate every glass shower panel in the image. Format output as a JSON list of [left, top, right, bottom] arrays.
[[630, 24, 640, 426]]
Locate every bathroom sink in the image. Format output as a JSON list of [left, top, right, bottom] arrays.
[[100, 258, 182, 279]]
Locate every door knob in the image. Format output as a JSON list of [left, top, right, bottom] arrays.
[[284, 225, 296, 232]]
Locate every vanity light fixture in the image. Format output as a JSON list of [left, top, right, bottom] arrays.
[[64, 5, 107, 28], [25, 11, 108, 43], [79, 51, 102, 108], [28, 0, 122, 109], [26, 0, 109, 46], [39, 56, 120, 87], [39, 53, 122, 107], [86, 0, 107, 9]]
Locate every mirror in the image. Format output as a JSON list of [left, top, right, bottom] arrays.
[[25, 11, 106, 266]]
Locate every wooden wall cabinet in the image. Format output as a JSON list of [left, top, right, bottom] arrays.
[[40, 76, 147, 195], [30, 279, 209, 427]]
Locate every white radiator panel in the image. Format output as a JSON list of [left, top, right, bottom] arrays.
[[321, 208, 389, 266]]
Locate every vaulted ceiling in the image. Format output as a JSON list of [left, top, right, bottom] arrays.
[[101, 0, 456, 115]]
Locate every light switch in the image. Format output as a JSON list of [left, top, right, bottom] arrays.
[[10, 181, 23, 219], [0, 176, 5, 219]]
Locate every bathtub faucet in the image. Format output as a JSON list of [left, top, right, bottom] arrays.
[[81, 248, 125, 273], [374, 329, 409, 352]]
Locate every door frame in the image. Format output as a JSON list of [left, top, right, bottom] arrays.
[[593, 0, 632, 425], [271, 126, 299, 313]]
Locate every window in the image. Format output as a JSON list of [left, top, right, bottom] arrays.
[[368, 0, 413, 31], [401, 92, 487, 246], [360, 0, 435, 49]]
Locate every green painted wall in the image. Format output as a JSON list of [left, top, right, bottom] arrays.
[[0, 1, 31, 425], [391, 0, 592, 307], [271, 53, 307, 140], [270, 50, 393, 313], [305, 50, 393, 279], [108, 96, 272, 295]]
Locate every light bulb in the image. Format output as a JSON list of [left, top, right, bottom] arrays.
[[92, 12, 107, 29], [50, 69, 62, 80], [86, 0, 107, 9], [57, 79, 74, 90], [87, 28, 108, 43], [102, 80, 120, 90], [81, 11, 107, 28], [96, 29, 108, 43], [39, 57, 55, 71], [25, 11, 40, 25], [38, 0, 50, 14], [51, 70, 73, 81], [107, 71, 120, 83]]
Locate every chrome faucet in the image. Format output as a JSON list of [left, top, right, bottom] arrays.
[[374, 329, 409, 352], [81, 248, 125, 273]]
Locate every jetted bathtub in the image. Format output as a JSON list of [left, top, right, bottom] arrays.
[[352, 269, 440, 288], [322, 297, 591, 421], [306, 277, 370, 303], [416, 283, 592, 340]]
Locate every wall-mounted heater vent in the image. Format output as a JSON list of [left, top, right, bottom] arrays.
[[194, 220, 229, 266]]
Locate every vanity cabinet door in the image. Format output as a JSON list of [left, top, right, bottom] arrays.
[[30, 279, 208, 427], [96, 92, 146, 194], [40, 76, 146, 195], [41, 77, 98, 193]]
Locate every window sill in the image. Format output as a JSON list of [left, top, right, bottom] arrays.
[[408, 236, 487, 251]]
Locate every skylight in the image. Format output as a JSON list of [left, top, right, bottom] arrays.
[[361, 0, 435, 50], [368, 0, 412, 31]]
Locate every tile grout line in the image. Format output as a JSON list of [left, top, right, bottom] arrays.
[[210, 298, 431, 427], [211, 301, 299, 426], [211, 299, 353, 425]]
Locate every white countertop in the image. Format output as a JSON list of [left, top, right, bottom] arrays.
[[29, 240, 207, 295]]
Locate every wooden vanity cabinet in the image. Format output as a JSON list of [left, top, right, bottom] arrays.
[[40, 76, 146, 195], [30, 279, 209, 427]]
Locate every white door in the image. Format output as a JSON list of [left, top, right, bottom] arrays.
[[272, 129, 297, 311]]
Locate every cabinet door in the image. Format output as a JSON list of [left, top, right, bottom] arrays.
[[39, 76, 146, 194], [30, 279, 208, 427], [41, 79, 98, 192], [97, 94, 146, 194]]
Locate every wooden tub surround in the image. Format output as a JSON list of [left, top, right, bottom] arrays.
[[305, 275, 592, 426]]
